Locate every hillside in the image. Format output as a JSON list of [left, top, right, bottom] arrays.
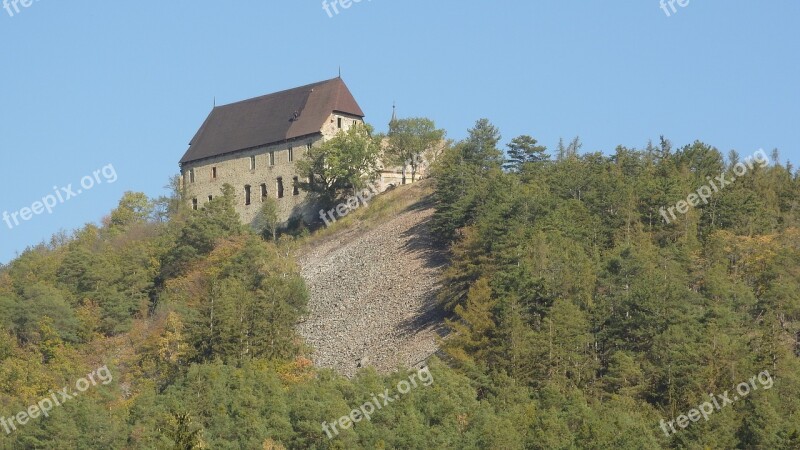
[[295, 180, 448, 377], [2, 126, 800, 449]]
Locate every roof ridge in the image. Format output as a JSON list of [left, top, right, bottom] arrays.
[[214, 78, 341, 109]]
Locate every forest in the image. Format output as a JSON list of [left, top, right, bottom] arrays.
[[1, 119, 799, 449]]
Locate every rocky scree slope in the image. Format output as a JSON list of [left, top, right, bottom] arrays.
[[295, 181, 448, 377]]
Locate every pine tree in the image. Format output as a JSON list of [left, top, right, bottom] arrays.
[[503, 135, 548, 173]]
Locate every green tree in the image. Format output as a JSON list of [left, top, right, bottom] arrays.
[[461, 118, 503, 168], [503, 135, 549, 173], [556, 135, 582, 161], [386, 117, 445, 183], [8, 283, 80, 344], [297, 124, 381, 205], [442, 278, 497, 378], [254, 197, 280, 241], [160, 184, 243, 279], [431, 119, 504, 242], [153, 175, 186, 223], [109, 192, 154, 230], [181, 237, 307, 363]]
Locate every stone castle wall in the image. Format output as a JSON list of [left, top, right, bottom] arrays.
[[180, 113, 363, 227]]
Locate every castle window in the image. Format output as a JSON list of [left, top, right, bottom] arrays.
[[337, 117, 342, 129], [269, 151, 275, 166], [277, 177, 284, 199], [260, 183, 267, 201], [244, 185, 251, 205], [307, 143, 313, 151], [292, 176, 300, 196], [250, 155, 256, 170], [192, 198, 198, 210], [211, 167, 217, 179], [208, 195, 213, 202], [189, 168, 195, 183], [288, 147, 294, 162]]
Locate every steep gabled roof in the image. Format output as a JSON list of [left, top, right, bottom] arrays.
[[180, 78, 365, 164]]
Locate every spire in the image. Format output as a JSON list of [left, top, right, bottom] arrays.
[[390, 101, 397, 124]]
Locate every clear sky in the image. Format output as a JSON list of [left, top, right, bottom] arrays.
[[1, 1, 798, 263]]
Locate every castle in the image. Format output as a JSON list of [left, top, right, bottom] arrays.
[[179, 78, 409, 226]]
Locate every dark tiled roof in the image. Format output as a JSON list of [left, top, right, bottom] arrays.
[[180, 78, 365, 164]]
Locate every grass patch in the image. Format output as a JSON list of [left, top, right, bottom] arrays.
[[290, 179, 435, 250]]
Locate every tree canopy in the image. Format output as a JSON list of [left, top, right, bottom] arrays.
[[386, 117, 446, 183], [1, 121, 799, 449], [296, 124, 382, 205]]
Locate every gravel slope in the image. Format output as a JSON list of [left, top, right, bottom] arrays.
[[296, 191, 447, 377]]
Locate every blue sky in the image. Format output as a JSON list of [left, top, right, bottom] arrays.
[[1, 1, 798, 263]]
